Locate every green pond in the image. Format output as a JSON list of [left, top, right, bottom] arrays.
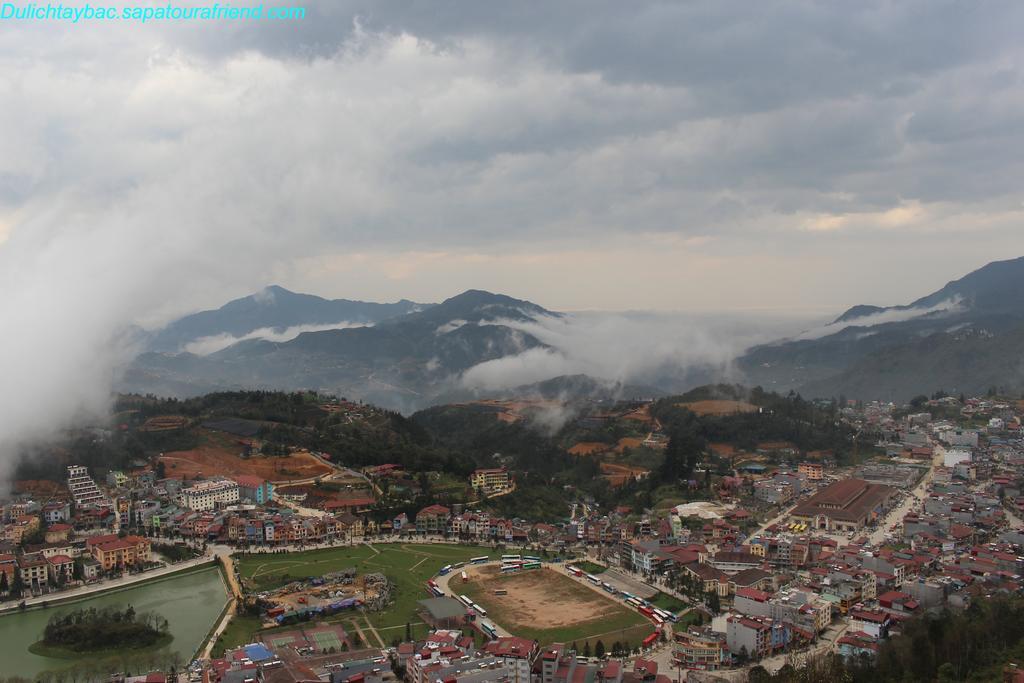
[[0, 566, 228, 679]]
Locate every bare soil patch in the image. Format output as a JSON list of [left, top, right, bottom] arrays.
[[159, 447, 331, 483], [567, 442, 611, 456], [677, 399, 758, 416], [465, 566, 621, 630]]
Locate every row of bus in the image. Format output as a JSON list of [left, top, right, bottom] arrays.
[[501, 556, 541, 573], [438, 560, 477, 576], [564, 567, 680, 625], [425, 579, 445, 598], [457, 593, 488, 617]]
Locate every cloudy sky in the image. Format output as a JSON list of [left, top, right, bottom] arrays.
[[2, 0, 1024, 322], [2, 1, 1023, 471]]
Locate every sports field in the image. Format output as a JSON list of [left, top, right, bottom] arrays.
[[461, 566, 652, 650], [233, 543, 498, 648]]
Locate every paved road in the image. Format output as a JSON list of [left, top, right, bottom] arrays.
[[866, 445, 941, 546], [434, 562, 514, 637]]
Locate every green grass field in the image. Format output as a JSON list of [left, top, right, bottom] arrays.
[[574, 560, 607, 575], [649, 591, 687, 613], [461, 567, 652, 651], [232, 543, 499, 647]]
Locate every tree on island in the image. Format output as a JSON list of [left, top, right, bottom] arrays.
[[41, 605, 170, 652]]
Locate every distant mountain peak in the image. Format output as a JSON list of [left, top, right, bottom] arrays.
[[740, 254, 1024, 401]]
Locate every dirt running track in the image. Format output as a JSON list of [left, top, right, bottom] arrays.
[[465, 566, 617, 630]]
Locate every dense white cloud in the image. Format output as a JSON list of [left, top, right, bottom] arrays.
[[183, 321, 370, 355], [459, 310, 816, 391]]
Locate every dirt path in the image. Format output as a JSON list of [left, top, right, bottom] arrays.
[[349, 616, 385, 649], [220, 553, 243, 599], [363, 616, 386, 648]]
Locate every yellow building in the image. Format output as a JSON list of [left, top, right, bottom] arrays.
[[87, 534, 151, 571], [470, 467, 511, 495]]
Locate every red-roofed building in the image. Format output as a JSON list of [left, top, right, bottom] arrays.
[[415, 505, 451, 534], [733, 587, 773, 617], [877, 590, 920, 615], [45, 523, 73, 544], [484, 636, 537, 681], [232, 475, 274, 505], [46, 554, 74, 583], [87, 533, 151, 570]]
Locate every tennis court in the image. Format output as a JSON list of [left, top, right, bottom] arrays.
[[266, 632, 303, 649], [307, 625, 349, 651]]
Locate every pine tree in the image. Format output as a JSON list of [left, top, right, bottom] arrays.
[[595, 640, 605, 659]]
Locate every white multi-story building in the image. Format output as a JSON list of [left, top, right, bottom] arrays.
[[180, 478, 240, 511], [938, 428, 979, 448], [66, 465, 107, 507]]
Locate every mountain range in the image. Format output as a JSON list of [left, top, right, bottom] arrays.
[[738, 255, 1024, 401], [121, 256, 1024, 409], [123, 289, 561, 412]]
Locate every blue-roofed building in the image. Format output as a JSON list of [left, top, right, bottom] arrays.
[[243, 643, 275, 662]]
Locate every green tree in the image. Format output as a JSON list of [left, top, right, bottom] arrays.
[[595, 640, 605, 659], [706, 589, 721, 615]]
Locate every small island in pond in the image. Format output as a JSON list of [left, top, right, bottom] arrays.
[[30, 605, 172, 657]]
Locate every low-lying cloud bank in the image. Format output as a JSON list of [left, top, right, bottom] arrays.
[[459, 310, 818, 392], [183, 321, 370, 355], [791, 297, 964, 341]]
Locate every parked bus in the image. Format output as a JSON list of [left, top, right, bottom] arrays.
[[501, 554, 522, 562], [459, 594, 474, 607], [481, 622, 498, 639], [523, 556, 541, 562], [472, 604, 488, 617], [501, 565, 519, 573], [439, 564, 453, 576], [453, 562, 466, 569], [431, 585, 445, 597], [470, 556, 488, 564], [602, 582, 617, 594], [461, 570, 469, 583], [626, 597, 643, 608], [638, 606, 655, 617], [642, 632, 659, 648], [585, 574, 600, 584], [522, 562, 541, 570], [493, 589, 508, 596]]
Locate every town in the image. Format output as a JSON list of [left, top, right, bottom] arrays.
[[1, 388, 1023, 683]]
